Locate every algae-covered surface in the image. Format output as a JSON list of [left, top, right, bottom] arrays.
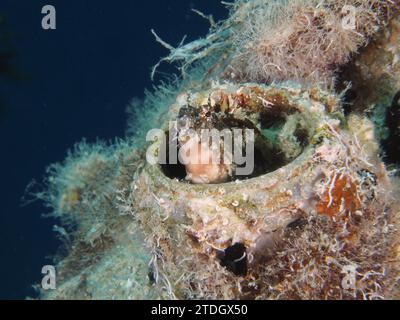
[[1, 1, 400, 300]]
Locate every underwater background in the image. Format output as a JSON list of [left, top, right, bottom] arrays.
[[0, 0, 227, 299]]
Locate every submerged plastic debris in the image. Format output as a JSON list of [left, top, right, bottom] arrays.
[[36, 0, 400, 300]]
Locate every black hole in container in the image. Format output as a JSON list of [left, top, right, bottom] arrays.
[[159, 131, 187, 180], [160, 109, 308, 182], [160, 133, 287, 182], [160, 159, 187, 180], [218, 243, 247, 276]]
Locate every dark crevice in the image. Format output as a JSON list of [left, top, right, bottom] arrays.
[[217, 242, 247, 276], [159, 130, 187, 180], [286, 218, 307, 230], [383, 90, 400, 167], [340, 88, 358, 116], [160, 111, 307, 182], [294, 126, 309, 148], [148, 268, 155, 285], [160, 160, 187, 180]]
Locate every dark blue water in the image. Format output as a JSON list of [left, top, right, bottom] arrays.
[[0, 0, 227, 300]]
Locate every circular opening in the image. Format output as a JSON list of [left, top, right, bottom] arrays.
[[217, 242, 247, 276], [160, 106, 311, 183]]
